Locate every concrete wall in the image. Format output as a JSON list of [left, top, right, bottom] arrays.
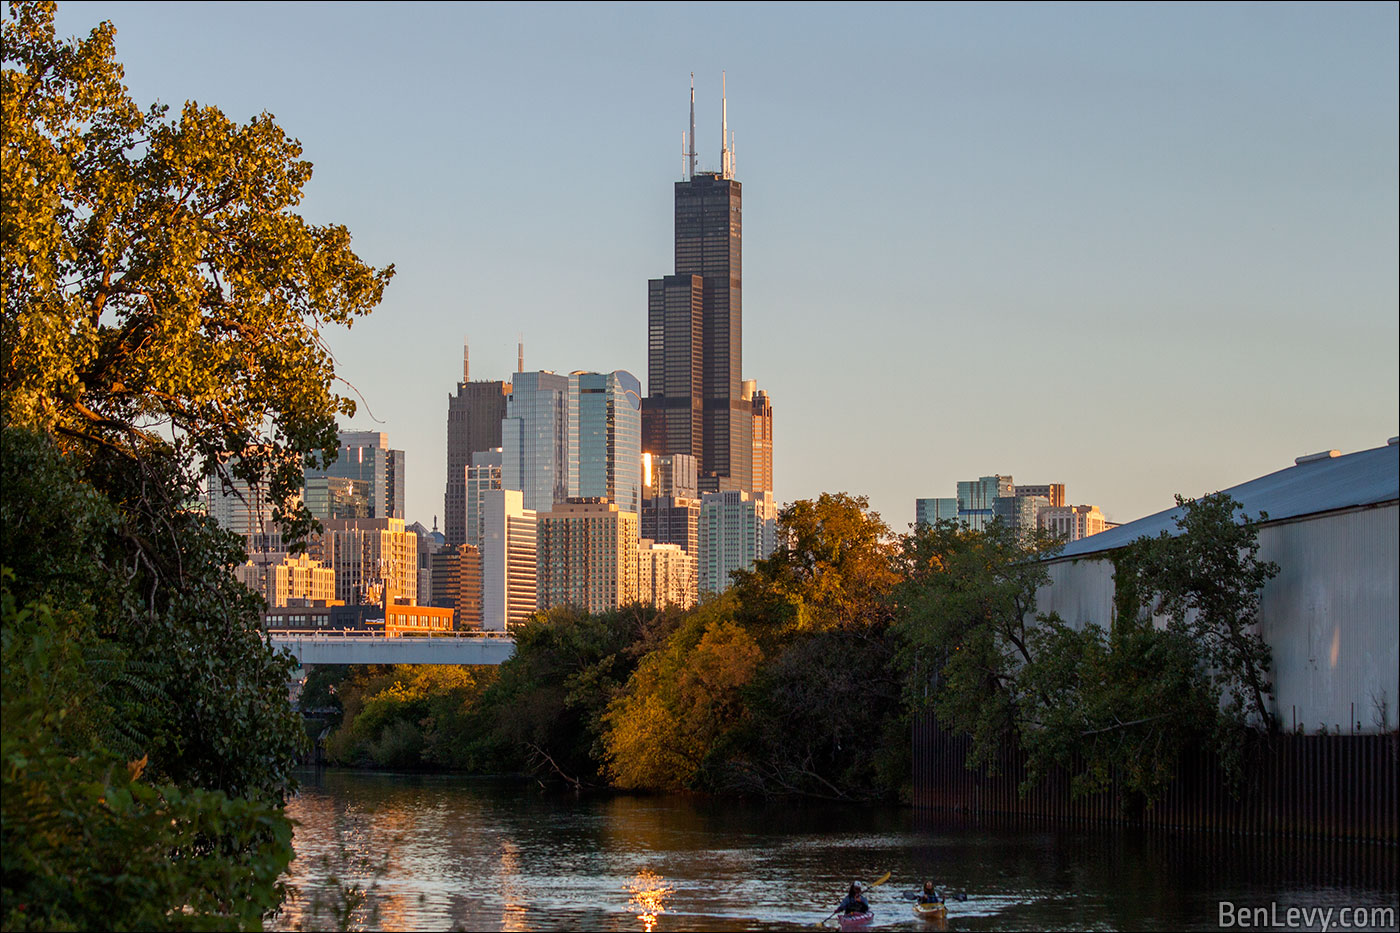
[[1036, 501, 1399, 735]]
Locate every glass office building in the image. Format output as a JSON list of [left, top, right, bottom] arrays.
[[502, 371, 570, 513], [568, 370, 642, 518], [304, 431, 405, 520]]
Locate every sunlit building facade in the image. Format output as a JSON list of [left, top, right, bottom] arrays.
[[316, 517, 418, 607], [304, 431, 405, 520], [698, 489, 776, 595], [1040, 504, 1112, 543], [481, 488, 537, 632], [639, 539, 696, 609], [236, 552, 335, 608], [747, 380, 774, 498], [568, 370, 643, 518], [536, 498, 640, 613], [502, 370, 570, 513]]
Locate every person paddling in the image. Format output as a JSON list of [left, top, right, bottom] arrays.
[[901, 880, 946, 904], [836, 881, 869, 915]]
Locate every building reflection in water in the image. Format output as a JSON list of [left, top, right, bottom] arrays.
[[626, 869, 673, 932]]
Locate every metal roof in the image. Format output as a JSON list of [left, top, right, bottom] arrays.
[[1057, 441, 1400, 559]]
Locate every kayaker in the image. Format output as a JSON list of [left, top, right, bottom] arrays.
[[901, 880, 945, 904], [836, 882, 869, 915]]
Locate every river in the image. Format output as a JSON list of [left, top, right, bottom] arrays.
[[272, 768, 1397, 932]]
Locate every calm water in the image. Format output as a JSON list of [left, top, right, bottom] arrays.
[[273, 769, 1397, 932]]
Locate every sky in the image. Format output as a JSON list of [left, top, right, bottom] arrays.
[[55, 2, 1400, 532]]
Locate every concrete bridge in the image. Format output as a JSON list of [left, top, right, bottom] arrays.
[[269, 632, 515, 666]]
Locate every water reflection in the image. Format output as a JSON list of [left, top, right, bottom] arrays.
[[274, 769, 1398, 932], [626, 869, 673, 931]]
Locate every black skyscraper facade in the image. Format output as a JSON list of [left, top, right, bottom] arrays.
[[643, 79, 752, 494]]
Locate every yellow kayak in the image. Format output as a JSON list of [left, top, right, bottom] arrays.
[[913, 901, 948, 921]]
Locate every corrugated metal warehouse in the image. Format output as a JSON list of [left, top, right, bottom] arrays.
[[1036, 439, 1399, 735]]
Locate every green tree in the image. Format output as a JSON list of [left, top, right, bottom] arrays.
[[1113, 492, 1280, 731], [732, 492, 898, 635], [323, 665, 494, 770], [475, 604, 684, 785], [1016, 615, 1217, 805], [2, 0, 392, 541], [733, 629, 907, 800], [3, 2, 391, 924], [2, 578, 294, 932], [892, 519, 1063, 771], [603, 613, 763, 791]]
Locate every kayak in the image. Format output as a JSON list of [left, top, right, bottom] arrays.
[[913, 901, 948, 921], [837, 912, 874, 930]]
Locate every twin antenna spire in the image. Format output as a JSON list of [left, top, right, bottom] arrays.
[[460, 337, 524, 380], [683, 72, 734, 181]]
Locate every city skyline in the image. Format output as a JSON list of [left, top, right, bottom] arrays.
[[54, 2, 1400, 531]]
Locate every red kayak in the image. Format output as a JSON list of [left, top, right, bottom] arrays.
[[837, 912, 874, 930]]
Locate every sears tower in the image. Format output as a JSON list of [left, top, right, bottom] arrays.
[[643, 74, 752, 495]]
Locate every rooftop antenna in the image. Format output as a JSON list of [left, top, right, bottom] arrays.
[[463, 338, 469, 382], [720, 71, 730, 179], [517, 336, 524, 375], [688, 72, 697, 180]]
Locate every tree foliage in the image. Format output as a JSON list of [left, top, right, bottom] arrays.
[[323, 665, 496, 771], [472, 604, 686, 785], [3, 2, 392, 923], [1113, 492, 1279, 731], [730, 630, 907, 800], [733, 492, 898, 634], [2, 578, 294, 932], [1016, 615, 1217, 804], [892, 519, 1062, 771], [603, 613, 763, 791], [2, 0, 392, 539]]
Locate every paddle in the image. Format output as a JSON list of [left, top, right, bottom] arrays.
[[816, 871, 892, 926], [900, 885, 968, 903]]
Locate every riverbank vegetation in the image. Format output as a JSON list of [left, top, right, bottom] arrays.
[[3, 2, 389, 927], [316, 490, 1277, 813]]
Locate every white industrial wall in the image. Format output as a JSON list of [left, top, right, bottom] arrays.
[[1036, 501, 1399, 735]]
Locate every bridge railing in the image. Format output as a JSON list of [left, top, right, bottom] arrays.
[[265, 628, 514, 640]]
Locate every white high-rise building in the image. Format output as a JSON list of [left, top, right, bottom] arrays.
[[481, 488, 538, 632], [639, 539, 696, 609], [698, 489, 777, 596]]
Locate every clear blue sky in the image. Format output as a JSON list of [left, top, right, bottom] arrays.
[[57, 2, 1400, 531]]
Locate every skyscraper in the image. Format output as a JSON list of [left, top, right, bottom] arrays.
[[698, 489, 776, 596], [465, 448, 503, 551], [746, 379, 773, 497], [480, 488, 537, 632], [303, 431, 405, 521], [445, 342, 509, 548], [536, 498, 640, 614], [502, 370, 570, 513], [568, 370, 643, 518], [643, 75, 753, 496]]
